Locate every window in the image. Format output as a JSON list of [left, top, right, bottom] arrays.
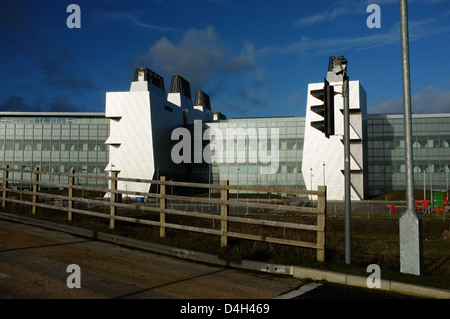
[[395, 140, 404, 149], [287, 141, 297, 150], [440, 139, 450, 148]]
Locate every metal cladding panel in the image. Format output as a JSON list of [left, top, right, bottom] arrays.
[[301, 80, 366, 200], [105, 91, 155, 194], [105, 79, 195, 196]]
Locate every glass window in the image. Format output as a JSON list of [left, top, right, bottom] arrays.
[[440, 139, 450, 148], [287, 166, 297, 173], [384, 140, 394, 149], [287, 141, 297, 150], [247, 166, 257, 174], [23, 142, 32, 151], [51, 143, 59, 151], [80, 130, 89, 137], [373, 140, 383, 148], [5, 142, 13, 151], [395, 139, 404, 148]]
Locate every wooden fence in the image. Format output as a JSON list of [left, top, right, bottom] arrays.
[[0, 165, 327, 262]]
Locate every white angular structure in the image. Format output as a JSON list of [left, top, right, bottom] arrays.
[[301, 80, 367, 200], [104, 68, 213, 196]]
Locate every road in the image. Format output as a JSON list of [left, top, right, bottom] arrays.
[[0, 217, 424, 311], [0, 219, 303, 299]]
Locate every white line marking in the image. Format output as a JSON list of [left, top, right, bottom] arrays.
[[275, 282, 323, 299]]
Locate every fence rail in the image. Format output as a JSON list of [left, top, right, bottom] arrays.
[[0, 165, 327, 262]]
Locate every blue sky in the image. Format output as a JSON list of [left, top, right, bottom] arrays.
[[1, 0, 450, 119]]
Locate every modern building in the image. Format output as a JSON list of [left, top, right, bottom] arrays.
[[201, 117, 306, 192], [0, 112, 109, 189], [302, 79, 367, 200], [104, 68, 214, 194], [1, 68, 449, 200], [366, 113, 450, 198]]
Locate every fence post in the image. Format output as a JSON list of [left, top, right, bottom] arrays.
[[316, 185, 327, 262], [68, 169, 74, 221], [2, 165, 9, 208], [110, 171, 118, 229], [160, 176, 166, 238], [32, 167, 39, 215], [220, 180, 229, 247]]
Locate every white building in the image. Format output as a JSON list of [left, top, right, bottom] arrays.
[[104, 68, 213, 196], [301, 79, 367, 200]]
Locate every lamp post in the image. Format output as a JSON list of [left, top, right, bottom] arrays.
[[343, 71, 351, 265], [323, 162, 326, 185], [326, 55, 350, 264], [446, 162, 448, 201], [399, 0, 423, 275]]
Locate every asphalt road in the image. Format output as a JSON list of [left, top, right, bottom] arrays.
[[0, 219, 304, 299], [0, 218, 429, 305]]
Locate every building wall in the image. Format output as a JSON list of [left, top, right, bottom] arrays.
[[1, 82, 449, 200], [105, 69, 214, 196], [204, 117, 306, 193], [302, 80, 367, 200], [1, 112, 449, 198], [367, 113, 450, 198], [0, 113, 109, 189]]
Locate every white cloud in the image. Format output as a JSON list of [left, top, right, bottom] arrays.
[[293, 7, 350, 29], [259, 14, 449, 58], [103, 12, 176, 32], [134, 26, 256, 91], [369, 86, 450, 114]]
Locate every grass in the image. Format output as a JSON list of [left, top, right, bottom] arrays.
[[2, 200, 450, 291]]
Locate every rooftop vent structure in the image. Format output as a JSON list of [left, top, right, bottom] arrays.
[[170, 75, 191, 99], [132, 67, 165, 90], [194, 90, 211, 111]]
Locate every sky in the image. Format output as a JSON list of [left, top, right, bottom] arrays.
[[1, 0, 450, 119]]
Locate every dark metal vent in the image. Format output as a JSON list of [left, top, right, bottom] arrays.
[[170, 75, 191, 99], [194, 90, 211, 110], [133, 68, 165, 90]]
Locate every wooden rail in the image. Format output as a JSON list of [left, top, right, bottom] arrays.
[[0, 165, 327, 262]]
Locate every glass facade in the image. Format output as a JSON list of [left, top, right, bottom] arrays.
[[367, 114, 450, 197], [202, 117, 306, 192], [1, 111, 449, 198], [0, 113, 109, 189]]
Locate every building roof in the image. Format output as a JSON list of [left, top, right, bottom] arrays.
[[0, 112, 106, 117]]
